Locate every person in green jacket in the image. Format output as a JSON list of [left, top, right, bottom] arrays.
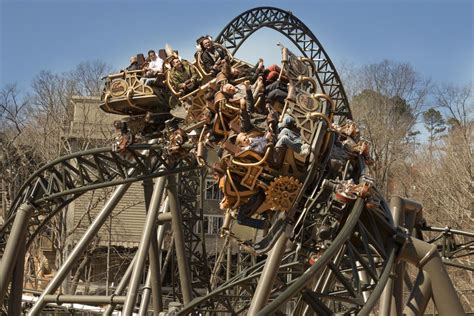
[[169, 57, 200, 95]]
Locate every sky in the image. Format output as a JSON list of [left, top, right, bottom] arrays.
[[0, 0, 473, 94]]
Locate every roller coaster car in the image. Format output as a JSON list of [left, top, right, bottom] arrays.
[[164, 59, 217, 126], [226, 142, 307, 212], [223, 147, 271, 207], [196, 43, 255, 82], [208, 91, 240, 138], [224, 102, 330, 212], [100, 70, 170, 116], [165, 60, 203, 97], [221, 50, 335, 238]]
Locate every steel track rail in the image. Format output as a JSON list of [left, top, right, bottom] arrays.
[[0, 144, 198, 251], [257, 198, 397, 315], [422, 226, 474, 271], [216, 6, 351, 119]]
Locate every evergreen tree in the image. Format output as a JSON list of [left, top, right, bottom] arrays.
[[422, 108, 446, 149]]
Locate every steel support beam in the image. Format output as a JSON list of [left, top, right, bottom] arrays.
[[7, 231, 26, 316], [248, 233, 289, 315], [0, 202, 34, 300], [380, 196, 423, 316], [257, 198, 365, 315], [139, 179, 163, 316], [28, 181, 132, 315], [122, 176, 167, 315], [403, 270, 432, 316], [103, 255, 137, 316], [138, 267, 154, 316], [167, 174, 193, 304], [42, 295, 127, 304], [139, 181, 168, 316], [399, 236, 465, 316], [380, 197, 405, 316]]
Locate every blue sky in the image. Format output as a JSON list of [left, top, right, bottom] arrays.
[[1, 0, 473, 93]]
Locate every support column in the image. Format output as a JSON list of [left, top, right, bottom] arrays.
[[391, 196, 405, 316], [7, 231, 26, 315], [122, 176, 166, 315], [103, 255, 137, 316], [226, 243, 232, 282], [248, 233, 288, 315], [28, 181, 132, 316], [167, 174, 192, 304], [0, 202, 35, 301], [399, 237, 464, 316], [380, 196, 417, 316], [139, 179, 164, 316], [403, 270, 432, 316], [139, 199, 170, 316]]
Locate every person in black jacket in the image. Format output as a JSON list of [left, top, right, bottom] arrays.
[[198, 36, 230, 76], [126, 56, 140, 71]]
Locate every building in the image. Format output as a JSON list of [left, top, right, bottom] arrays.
[[28, 96, 225, 293]]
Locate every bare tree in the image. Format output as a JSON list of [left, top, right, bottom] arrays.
[[359, 60, 431, 110], [0, 60, 117, 292], [347, 60, 431, 195], [28, 70, 77, 161], [27, 63, 116, 292], [335, 59, 359, 100], [434, 83, 473, 134], [0, 84, 29, 136], [351, 90, 417, 194], [396, 83, 473, 227], [0, 85, 36, 214], [70, 60, 113, 97]]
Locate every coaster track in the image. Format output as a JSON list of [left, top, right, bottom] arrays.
[[0, 144, 197, 251], [0, 6, 471, 316], [216, 6, 351, 119]]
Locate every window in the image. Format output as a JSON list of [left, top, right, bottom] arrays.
[[198, 215, 224, 235], [205, 179, 223, 201], [211, 216, 223, 235]]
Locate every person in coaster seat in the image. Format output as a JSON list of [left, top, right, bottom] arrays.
[[198, 36, 231, 76], [220, 58, 265, 85], [236, 189, 268, 230], [273, 114, 310, 167], [126, 56, 141, 71], [233, 79, 279, 151], [214, 161, 268, 230], [169, 56, 200, 95], [263, 64, 288, 84], [221, 78, 264, 111], [235, 132, 269, 155], [228, 135, 270, 230], [230, 87, 274, 230], [143, 50, 164, 86]]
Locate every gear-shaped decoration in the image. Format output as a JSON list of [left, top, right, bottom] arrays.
[[265, 176, 302, 211]]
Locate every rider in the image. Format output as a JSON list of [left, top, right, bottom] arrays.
[[126, 56, 140, 71], [143, 50, 164, 85], [273, 114, 310, 167], [169, 56, 200, 95], [198, 36, 231, 76]]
